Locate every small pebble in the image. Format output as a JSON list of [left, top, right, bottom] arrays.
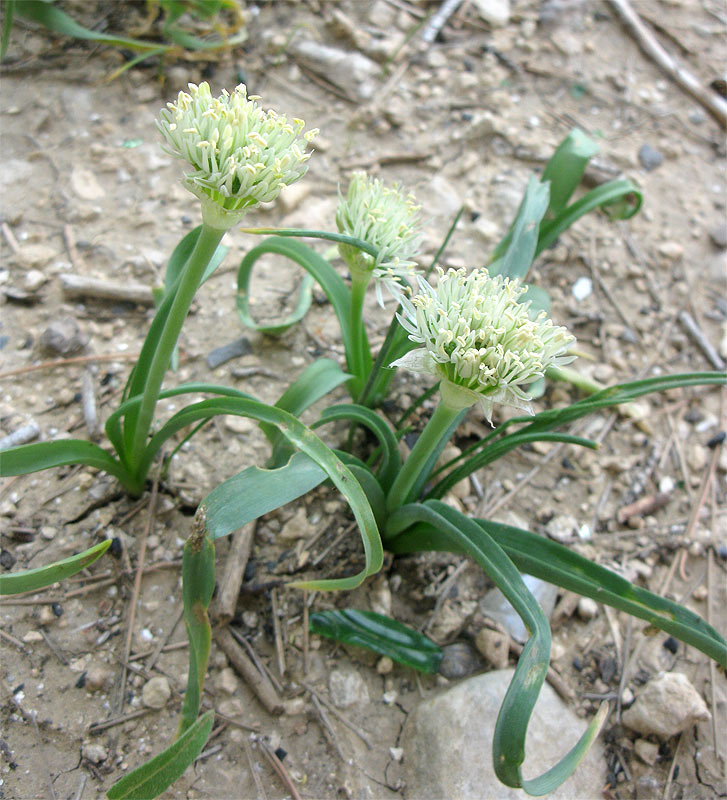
[[142, 676, 171, 709], [708, 222, 727, 249], [215, 667, 238, 696], [39, 606, 56, 625], [638, 143, 664, 171], [82, 742, 107, 764], [438, 642, 482, 680], [577, 597, 599, 620], [571, 276, 593, 301], [376, 656, 394, 675], [22, 631, 44, 643]]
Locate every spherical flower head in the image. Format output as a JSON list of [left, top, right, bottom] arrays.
[[157, 82, 318, 230], [391, 267, 576, 422], [336, 171, 423, 304]]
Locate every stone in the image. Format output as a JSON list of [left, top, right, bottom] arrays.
[[708, 222, 727, 249], [377, 656, 394, 675], [82, 742, 107, 763], [71, 167, 105, 200], [423, 175, 462, 219], [39, 316, 87, 355], [479, 575, 558, 643], [638, 144, 664, 171], [438, 642, 483, 679], [22, 630, 43, 643], [215, 667, 238, 695], [279, 507, 315, 542], [85, 664, 113, 692], [571, 276, 592, 301], [23, 269, 46, 292], [545, 514, 578, 543], [402, 669, 606, 799], [16, 244, 57, 268], [329, 667, 369, 709], [142, 676, 171, 709], [288, 40, 379, 101], [472, 0, 511, 27], [621, 672, 710, 738], [657, 241, 684, 261], [634, 738, 659, 765], [474, 627, 511, 669], [577, 597, 599, 620]]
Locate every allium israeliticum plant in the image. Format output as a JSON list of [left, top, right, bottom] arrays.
[[1, 82, 725, 799]]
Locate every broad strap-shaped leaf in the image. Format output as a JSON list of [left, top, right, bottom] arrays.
[[386, 500, 608, 793], [536, 178, 641, 257], [313, 403, 401, 488], [1, 0, 15, 59], [203, 452, 327, 539], [0, 540, 111, 596], [150, 396, 383, 591], [263, 359, 351, 465], [431, 372, 727, 498], [106, 709, 214, 800], [0, 438, 132, 488], [540, 129, 600, 217], [310, 609, 443, 673], [178, 529, 215, 734], [490, 176, 551, 280]]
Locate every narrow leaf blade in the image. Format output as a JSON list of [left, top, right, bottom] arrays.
[[0, 540, 111, 596], [106, 709, 214, 800], [310, 609, 443, 673]]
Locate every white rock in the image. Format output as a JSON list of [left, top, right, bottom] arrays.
[[545, 514, 578, 542], [403, 669, 605, 799], [82, 742, 107, 763], [572, 276, 593, 301], [329, 667, 369, 709], [622, 672, 710, 738], [71, 167, 105, 200], [577, 597, 599, 620], [142, 676, 171, 709], [634, 738, 659, 765], [472, 0, 511, 27], [288, 40, 379, 100], [479, 575, 558, 643], [215, 667, 238, 696]]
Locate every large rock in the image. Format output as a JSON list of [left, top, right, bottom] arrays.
[[402, 670, 605, 799], [622, 672, 710, 739], [288, 40, 379, 101]]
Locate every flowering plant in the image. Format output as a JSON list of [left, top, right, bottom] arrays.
[[1, 81, 724, 800]]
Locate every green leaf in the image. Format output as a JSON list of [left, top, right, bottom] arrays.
[[263, 359, 351, 464], [0, 439, 132, 489], [540, 129, 600, 217], [313, 403, 401, 488], [106, 709, 214, 800], [179, 530, 215, 733], [310, 609, 443, 673], [0, 540, 111, 595], [16, 0, 171, 52], [153, 396, 383, 591], [536, 178, 642, 256], [203, 452, 327, 539], [491, 176, 551, 280], [386, 500, 608, 792], [1, 0, 16, 60], [430, 372, 726, 498]]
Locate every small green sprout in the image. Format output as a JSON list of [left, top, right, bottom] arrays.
[[158, 82, 318, 230], [392, 267, 575, 420]]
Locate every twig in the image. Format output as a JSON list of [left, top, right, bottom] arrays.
[[145, 605, 184, 672], [303, 683, 374, 748], [420, 0, 465, 45], [72, 774, 87, 800], [228, 626, 285, 693], [605, 0, 727, 128], [0, 422, 40, 449], [678, 310, 726, 371], [662, 731, 684, 800], [39, 628, 69, 665], [271, 588, 286, 678], [88, 708, 150, 735], [1, 222, 20, 253], [116, 476, 159, 713], [259, 739, 303, 800], [616, 617, 632, 724], [63, 225, 83, 270], [59, 273, 155, 306], [0, 627, 30, 653], [424, 559, 468, 633], [243, 738, 268, 800], [214, 627, 284, 715], [81, 369, 99, 440], [212, 522, 255, 625], [0, 351, 140, 380], [310, 694, 347, 762]]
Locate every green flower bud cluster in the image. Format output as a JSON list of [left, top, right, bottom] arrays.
[[336, 171, 423, 301], [158, 82, 318, 229], [392, 268, 575, 419]]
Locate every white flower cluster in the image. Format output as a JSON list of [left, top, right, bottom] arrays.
[[336, 172, 423, 301], [392, 268, 575, 420], [157, 82, 318, 229]]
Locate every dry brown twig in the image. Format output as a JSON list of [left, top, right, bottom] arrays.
[[605, 0, 727, 128], [212, 521, 255, 624]]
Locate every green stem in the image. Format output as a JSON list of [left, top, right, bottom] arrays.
[[349, 270, 371, 399], [386, 398, 462, 511], [127, 224, 225, 478]]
